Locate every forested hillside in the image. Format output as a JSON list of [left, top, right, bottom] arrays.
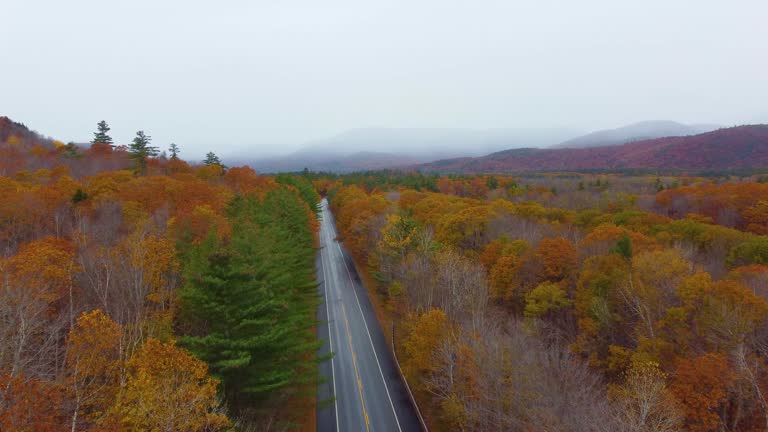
[[552, 120, 719, 149], [0, 119, 320, 430], [324, 170, 768, 431], [418, 125, 768, 173]]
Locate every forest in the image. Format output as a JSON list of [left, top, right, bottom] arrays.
[[4, 115, 768, 432], [322, 170, 768, 431], [0, 119, 321, 431]]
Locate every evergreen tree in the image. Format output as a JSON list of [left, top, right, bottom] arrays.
[[169, 143, 180, 160], [128, 131, 159, 174], [486, 176, 499, 190], [275, 174, 321, 214], [204, 152, 222, 166], [92, 120, 114, 146], [610, 234, 633, 259], [71, 188, 88, 204], [180, 188, 319, 417], [63, 142, 81, 158]]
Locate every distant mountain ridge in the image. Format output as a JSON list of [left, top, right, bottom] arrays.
[[302, 126, 580, 156], [238, 126, 580, 173], [417, 125, 768, 173], [553, 120, 721, 148], [238, 122, 728, 173], [241, 150, 426, 173]]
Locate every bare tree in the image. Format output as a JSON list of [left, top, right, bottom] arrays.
[[423, 319, 618, 431]]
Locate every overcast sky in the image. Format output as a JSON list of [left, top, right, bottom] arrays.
[[2, 0, 767, 159]]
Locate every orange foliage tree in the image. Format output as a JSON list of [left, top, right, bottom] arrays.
[[534, 237, 577, 282], [670, 353, 731, 432], [0, 373, 66, 432]]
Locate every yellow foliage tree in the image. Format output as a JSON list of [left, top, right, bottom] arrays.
[[380, 213, 417, 255], [435, 205, 493, 250], [195, 163, 225, 180], [624, 249, 691, 340], [6, 135, 21, 146], [403, 308, 448, 389], [676, 272, 768, 349], [65, 309, 122, 429], [7, 236, 78, 303], [524, 282, 572, 318], [109, 338, 231, 431]]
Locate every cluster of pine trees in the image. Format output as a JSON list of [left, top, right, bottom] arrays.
[[178, 182, 321, 427]]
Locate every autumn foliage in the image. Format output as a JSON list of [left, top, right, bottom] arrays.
[[418, 124, 768, 172], [5, 115, 768, 431], [327, 166, 768, 431], [0, 119, 320, 431]]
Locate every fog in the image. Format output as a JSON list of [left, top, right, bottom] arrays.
[[2, 0, 767, 160]]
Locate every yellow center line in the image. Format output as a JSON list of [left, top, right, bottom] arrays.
[[342, 302, 371, 432]]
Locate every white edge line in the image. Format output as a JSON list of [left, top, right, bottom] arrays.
[[325, 204, 403, 432], [319, 205, 341, 432]]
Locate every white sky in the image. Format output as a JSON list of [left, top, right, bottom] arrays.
[[2, 0, 767, 159]]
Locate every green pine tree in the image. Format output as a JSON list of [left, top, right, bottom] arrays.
[[610, 234, 633, 259], [63, 142, 81, 158], [128, 130, 159, 174], [275, 174, 321, 214], [179, 188, 320, 419], [169, 143, 180, 160], [92, 120, 114, 146], [71, 188, 88, 204], [204, 152, 222, 166]]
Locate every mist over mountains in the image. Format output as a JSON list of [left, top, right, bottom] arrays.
[[235, 121, 736, 173], [553, 120, 721, 149], [236, 127, 580, 173], [417, 124, 768, 173]]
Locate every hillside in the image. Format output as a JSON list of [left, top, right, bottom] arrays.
[[0, 116, 55, 147], [417, 125, 768, 173], [553, 120, 720, 149]]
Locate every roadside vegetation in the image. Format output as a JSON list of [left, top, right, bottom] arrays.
[[325, 170, 768, 431], [0, 120, 320, 431]]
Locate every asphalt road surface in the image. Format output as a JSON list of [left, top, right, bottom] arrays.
[[316, 198, 423, 432]]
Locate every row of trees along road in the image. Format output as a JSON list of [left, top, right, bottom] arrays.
[[0, 118, 322, 431], [178, 180, 322, 426], [327, 175, 768, 432]]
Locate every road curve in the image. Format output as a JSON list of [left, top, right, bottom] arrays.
[[316, 198, 423, 432]]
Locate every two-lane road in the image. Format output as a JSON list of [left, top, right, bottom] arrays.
[[316, 199, 423, 432]]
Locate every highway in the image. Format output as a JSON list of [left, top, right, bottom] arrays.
[[316, 198, 423, 432]]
